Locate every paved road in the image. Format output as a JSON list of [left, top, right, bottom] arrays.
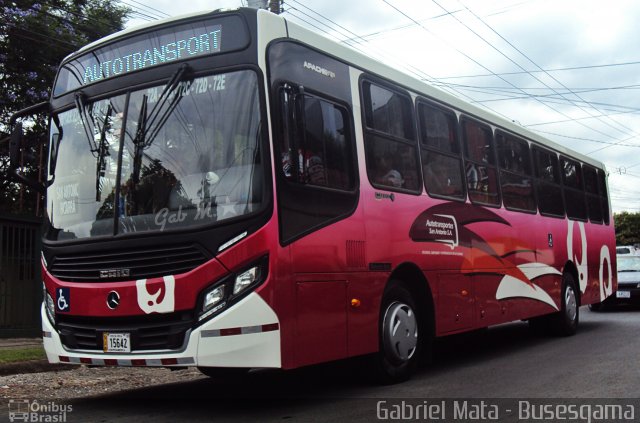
[[7, 306, 640, 422]]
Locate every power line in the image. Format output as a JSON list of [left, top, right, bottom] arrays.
[[121, 0, 170, 18], [454, 0, 640, 146], [428, 0, 636, 144], [530, 129, 639, 148], [286, 0, 524, 120], [380, 0, 618, 143], [282, 1, 488, 105], [436, 60, 640, 80]]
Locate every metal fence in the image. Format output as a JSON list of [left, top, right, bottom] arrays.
[[0, 215, 42, 337]]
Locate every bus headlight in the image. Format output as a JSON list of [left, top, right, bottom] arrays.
[[43, 283, 55, 324], [234, 266, 260, 295], [196, 256, 268, 324], [203, 285, 225, 312]]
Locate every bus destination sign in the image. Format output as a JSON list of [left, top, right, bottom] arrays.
[[81, 26, 221, 85], [53, 14, 249, 96]]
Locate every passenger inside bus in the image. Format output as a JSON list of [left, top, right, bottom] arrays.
[[374, 155, 404, 188]]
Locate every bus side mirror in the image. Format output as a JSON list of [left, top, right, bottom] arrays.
[[9, 121, 23, 170]]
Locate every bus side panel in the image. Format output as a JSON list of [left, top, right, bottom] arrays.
[[294, 278, 347, 367]]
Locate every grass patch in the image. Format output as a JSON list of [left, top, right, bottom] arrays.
[[0, 347, 46, 364]]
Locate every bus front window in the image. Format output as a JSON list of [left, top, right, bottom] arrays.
[[45, 70, 263, 240]]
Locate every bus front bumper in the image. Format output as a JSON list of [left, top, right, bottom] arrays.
[[41, 292, 281, 369]]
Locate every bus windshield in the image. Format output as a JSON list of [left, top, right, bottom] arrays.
[[45, 69, 263, 241]]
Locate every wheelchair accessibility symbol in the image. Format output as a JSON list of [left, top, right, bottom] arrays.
[[56, 288, 70, 312]]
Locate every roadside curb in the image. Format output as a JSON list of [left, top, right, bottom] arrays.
[[0, 360, 78, 377]]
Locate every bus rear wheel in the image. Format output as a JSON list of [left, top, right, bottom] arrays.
[[529, 273, 579, 336], [372, 283, 422, 384], [550, 273, 579, 336]]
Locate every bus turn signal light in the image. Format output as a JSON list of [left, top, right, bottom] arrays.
[[351, 298, 361, 308]]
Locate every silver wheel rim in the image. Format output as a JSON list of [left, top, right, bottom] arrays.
[[565, 285, 577, 322], [382, 301, 418, 363]]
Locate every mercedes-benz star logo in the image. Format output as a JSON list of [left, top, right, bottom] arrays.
[[107, 291, 120, 310]]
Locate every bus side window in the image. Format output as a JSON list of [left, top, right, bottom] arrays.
[[300, 95, 354, 190], [533, 147, 564, 217], [361, 80, 420, 193], [417, 101, 465, 200], [496, 132, 536, 212], [461, 118, 500, 206], [597, 169, 610, 225], [278, 87, 354, 191], [560, 157, 587, 221], [583, 164, 603, 223]]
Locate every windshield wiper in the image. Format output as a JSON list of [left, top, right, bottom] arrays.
[[142, 63, 190, 146], [130, 63, 190, 185], [95, 104, 113, 201], [132, 95, 148, 185], [74, 92, 98, 156]]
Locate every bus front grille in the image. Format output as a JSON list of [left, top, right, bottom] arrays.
[[48, 244, 209, 282]]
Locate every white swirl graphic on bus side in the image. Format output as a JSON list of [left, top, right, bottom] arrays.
[[136, 275, 175, 314], [566, 220, 588, 293], [495, 263, 560, 310], [599, 245, 613, 302]]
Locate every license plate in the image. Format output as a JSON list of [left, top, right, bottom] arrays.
[[616, 290, 631, 299], [103, 332, 131, 353]]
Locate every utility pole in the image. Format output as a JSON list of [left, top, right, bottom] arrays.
[[268, 0, 283, 14]]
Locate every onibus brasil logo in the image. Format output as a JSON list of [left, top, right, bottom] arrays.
[[8, 399, 72, 422]]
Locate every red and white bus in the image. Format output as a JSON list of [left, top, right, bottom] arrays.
[[9, 7, 616, 383]]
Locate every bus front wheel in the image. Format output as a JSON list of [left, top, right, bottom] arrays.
[[372, 283, 422, 384]]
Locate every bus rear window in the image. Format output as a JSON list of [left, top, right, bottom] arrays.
[[54, 14, 249, 96]]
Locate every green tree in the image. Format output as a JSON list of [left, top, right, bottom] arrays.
[[613, 211, 640, 246], [0, 0, 130, 216]]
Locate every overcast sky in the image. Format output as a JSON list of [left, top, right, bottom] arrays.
[[123, 0, 640, 213]]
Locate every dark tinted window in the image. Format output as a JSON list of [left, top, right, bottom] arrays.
[[280, 92, 355, 191], [418, 102, 464, 199], [362, 80, 420, 193], [534, 147, 561, 184], [598, 169, 610, 225], [561, 157, 587, 220], [419, 103, 459, 154], [497, 133, 531, 175], [496, 132, 535, 212], [561, 158, 582, 189], [276, 85, 358, 244], [363, 82, 414, 140], [367, 135, 421, 191], [533, 147, 564, 217], [583, 165, 602, 223], [302, 96, 353, 190], [422, 151, 465, 199], [462, 119, 499, 206]]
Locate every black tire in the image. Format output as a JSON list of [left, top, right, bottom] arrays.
[[197, 367, 250, 379], [371, 282, 423, 384], [550, 273, 579, 336]]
